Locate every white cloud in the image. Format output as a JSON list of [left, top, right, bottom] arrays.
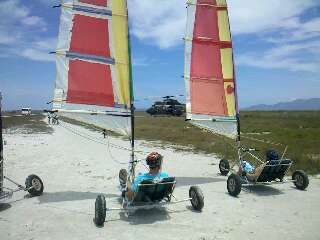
[[228, 0, 318, 35], [22, 16, 45, 27], [21, 48, 54, 62], [0, 0, 49, 61], [128, 0, 319, 50], [128, 0, 186, 49], [237, 41, 320, 73]]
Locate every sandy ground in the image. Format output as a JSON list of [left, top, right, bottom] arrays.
[[1, 120, 320, 240]]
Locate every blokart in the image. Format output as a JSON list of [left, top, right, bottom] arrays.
[[218, 147, 309, 197], [0, 93, 44, 203], [94, 167, 204, 226]]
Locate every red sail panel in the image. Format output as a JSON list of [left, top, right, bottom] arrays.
[[193, 4, 219, 41], [190, 3, 227, 116], [79, 0, 108, 7], [67, 60, 114, 107], [70, 15, 110, 57]]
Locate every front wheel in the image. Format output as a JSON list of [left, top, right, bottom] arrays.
[[189, 186, 204, 211], [219, 159, 230, 176], [95, 195, 106, 226], [292, 170, 309, 190], [25, 174, 44, 196], [227, 174, 242, 197]]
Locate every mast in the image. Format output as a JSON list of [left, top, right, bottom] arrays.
[[130, 103, 135, 180], [127, 1, 136, 181], [0, 92, 4, 192]]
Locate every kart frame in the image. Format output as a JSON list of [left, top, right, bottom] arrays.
[[94, 179, 204, 226], [219, 146, 309, 196]]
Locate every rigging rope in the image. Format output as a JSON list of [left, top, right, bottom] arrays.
[[58, 121, 148, 155], [240, 135, 284, 147]]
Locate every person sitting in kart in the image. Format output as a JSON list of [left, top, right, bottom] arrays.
[[119, 152, 169, 200], [239, 149, 280, 181]]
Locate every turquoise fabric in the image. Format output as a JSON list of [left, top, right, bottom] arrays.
[[242, 161, 255, 173], [131, 172, 169, 192]]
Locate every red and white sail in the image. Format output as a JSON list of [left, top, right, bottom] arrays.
[[184, 0, 239, 139], [53, 0, 133, 136]]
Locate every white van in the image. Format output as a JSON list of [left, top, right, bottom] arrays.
[[21, 108, 31, 115]]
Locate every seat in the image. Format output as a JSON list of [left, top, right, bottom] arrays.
[[132, 177, 176, 204], [256, 159, 292, 182]]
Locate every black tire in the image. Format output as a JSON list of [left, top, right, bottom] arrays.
[[292, 170, 309, 190], [189, 186, 204, 211], [227, 173, 242, 197], [219, 159, 230, 176], [95, 195, 106, 226], [25, 174, 44, 196]]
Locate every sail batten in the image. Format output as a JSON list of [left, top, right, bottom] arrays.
[[184, 0, 238, 139], [53, 0, 132, 136]]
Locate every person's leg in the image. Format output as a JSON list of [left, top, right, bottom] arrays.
[[125, 185, 134, 201]]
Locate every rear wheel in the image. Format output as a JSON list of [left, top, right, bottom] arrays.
[[292, 170, 309, 190], [189, 186, 204, 211], [219, 159, 230, 176], [227, 174, 242, 197], [25, 174, 44, 196], [95, 195, 106, 226]]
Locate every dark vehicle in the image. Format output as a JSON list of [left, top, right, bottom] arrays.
[[146, 96, 185, 116]]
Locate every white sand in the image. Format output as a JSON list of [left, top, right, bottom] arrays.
[[1, 121, 320, 240]]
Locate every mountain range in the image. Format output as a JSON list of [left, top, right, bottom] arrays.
[[245, 98, 320, 111]]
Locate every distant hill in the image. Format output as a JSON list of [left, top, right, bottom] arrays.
[[245, 98, 320, 111]]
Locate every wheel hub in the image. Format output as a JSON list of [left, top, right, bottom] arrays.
[[191, 191, 198, 206], [228, 178, 236, 192], [31, 178, 42, 191], [295, 174, 303, 186]]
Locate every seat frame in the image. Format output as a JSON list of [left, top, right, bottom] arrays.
[[105, 177, 192, 213], [233, 148, 294, 186]]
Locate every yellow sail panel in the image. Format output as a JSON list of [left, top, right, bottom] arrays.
[[224, 82, 236, 116], [216, 0, 227, 6], [112, 0, 131, 107], [218, 10, 231, 42], [220, 48, 233, 79]]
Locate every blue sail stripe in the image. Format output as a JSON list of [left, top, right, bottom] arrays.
[[73, 5, 112, 16], [66, 52, 115, 65]]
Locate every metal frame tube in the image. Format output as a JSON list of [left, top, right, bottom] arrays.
[[0, 92, 3, 192], [106, 198, 192, 212]]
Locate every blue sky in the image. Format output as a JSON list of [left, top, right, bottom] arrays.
[[0, 0, 320, 110]]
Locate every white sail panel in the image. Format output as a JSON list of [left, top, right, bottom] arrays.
[[53, 0, 132, 137]]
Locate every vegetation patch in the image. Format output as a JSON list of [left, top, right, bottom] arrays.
[[2, 113, 53, 134]]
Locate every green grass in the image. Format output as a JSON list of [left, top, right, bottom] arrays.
[[135, 111, 320, 174], [2, 113, 53, 134]]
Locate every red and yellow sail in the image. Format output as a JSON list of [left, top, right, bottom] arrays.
[[184, 0, 238, 139], [53, 0, 133, 136]]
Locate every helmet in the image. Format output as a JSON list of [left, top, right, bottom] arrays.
[[146, 152, 163, 168], [266, 149, 279, 161]]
